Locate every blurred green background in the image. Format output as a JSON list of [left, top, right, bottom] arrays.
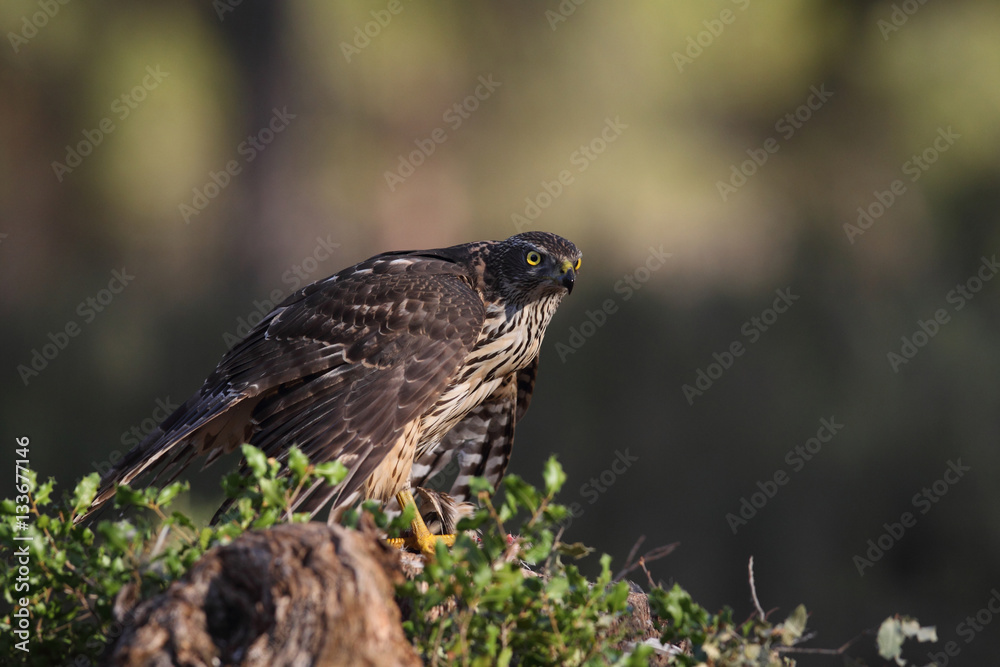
[[2, 1, 999, 662]]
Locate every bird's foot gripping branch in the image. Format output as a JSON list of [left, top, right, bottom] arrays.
[[384, 488, 456, 556], [2, 450, 937, 665]]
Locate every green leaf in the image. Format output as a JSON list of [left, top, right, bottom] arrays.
[[242, 444, 268, 478], [35, 477, 55, 506], [543, 456, 566, 496], [555, 541, 595, 559], [72, 473, 100, 514], [223, 472, 251, 501], [597, 552, 614, 586], [877, 616, 938, 665], [604, 580, 630, 611], [22, 467, 38, 492], [113, 485, 146, 508], [287, 446, 309, 481], [900, 618, 938, 643], [877, 617, 906, 665], [520, 530, 554, 563], [314, 460, 348, 486], [259, 478, 286, 509], [167, 510, 196, 530], [155, 482, 187, 508], [468, 476, 495, 496], [253, 506, 281, 529], [456, 507, 491, 532], [503, 475, 540, 514], [387, 501, 417, 535], [650, 583, 709, 632], [546, 574, 570, 601], [780, 604, 808, 645], [542, 503, 569, 523], [97, 521, 135, 553], [199, 527, 214, 550]]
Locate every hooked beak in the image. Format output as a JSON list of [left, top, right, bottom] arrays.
[[555, 259, 577, 294]]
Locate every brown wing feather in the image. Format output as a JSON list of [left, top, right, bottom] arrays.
[[78, 255, 485, 523]]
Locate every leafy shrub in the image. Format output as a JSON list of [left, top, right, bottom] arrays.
[[1, 450, 935, 666], [0, 446, 344, 665]]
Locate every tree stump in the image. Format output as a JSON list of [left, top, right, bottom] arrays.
[[106, 520, 419, 667]]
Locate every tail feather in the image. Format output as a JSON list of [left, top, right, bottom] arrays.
[[74, 392, 249, 524], [77, 429, 192, 524]]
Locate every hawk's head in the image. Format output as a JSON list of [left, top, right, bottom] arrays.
[[488, 232, 582, 303]]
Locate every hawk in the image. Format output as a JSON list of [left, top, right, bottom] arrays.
[[78, 231, 581, 554]]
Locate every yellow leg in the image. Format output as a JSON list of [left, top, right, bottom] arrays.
[[385, 488, 456, 556]]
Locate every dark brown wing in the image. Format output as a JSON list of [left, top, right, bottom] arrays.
[[79, 254, 486, 523], [410, 356, 538, 503]]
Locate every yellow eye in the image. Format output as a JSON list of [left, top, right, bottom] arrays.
[[573, 258, 582, 271], [526, 250, 542, 266]]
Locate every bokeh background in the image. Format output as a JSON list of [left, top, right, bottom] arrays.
[[3, 1, 999, 663]]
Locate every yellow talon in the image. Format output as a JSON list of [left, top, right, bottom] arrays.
[[386, 488, 456, 556]]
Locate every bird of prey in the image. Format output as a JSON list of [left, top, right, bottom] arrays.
[[78, 231, 581, 554]]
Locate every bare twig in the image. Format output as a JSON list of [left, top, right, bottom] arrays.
[[150, 524, 171, 560], [638, 557, 657, 590], [748, 556, 766, 622], [742, 557, 877, 658], [613, 541, 678, 582], [623, 535, 645, 572], [545, 524, 567, 572], [776, 628, 874, 655]]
